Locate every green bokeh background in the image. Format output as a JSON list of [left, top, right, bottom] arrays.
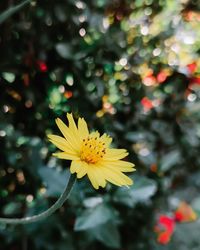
[[1, 0, 200, 249]]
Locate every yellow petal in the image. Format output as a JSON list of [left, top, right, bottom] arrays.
[[78, 118, 89, 139], [70, 160, 81, 173], [101, 160, 135, 172], [104, 148, 129, 160], [106, 165, 135, 173], [100, 166, 133, 186], [101, 133, 112, 146], [70, 160, 88, 178], [103, 160, 135, 168], [89, 131, 100, 138], [67, 113, 80, 137], [76, 161, 88, 178], [55, 118, 80, 152], [99, 167, 123, 186], [48, 134, 75, 153], [87, 169, 99, 189], [53, 152, 79, 161], [92, 166, 106, 188]]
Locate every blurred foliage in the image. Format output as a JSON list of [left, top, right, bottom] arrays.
[[1, 0, 200, 249]]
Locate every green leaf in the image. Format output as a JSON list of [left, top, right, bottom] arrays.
[[55, 43, 73, 59], [83, 197, 103, 208], [125, 132, 146, 142], [3, 202, 22, 216], [172, 223, 200, 248], [89, 222, 121, 249], [74, 204, 117, 231], [0, 0, 31, 25], [38, 167, 69, 197], [160, 150, 181, 172], [114, 175, 157, 207], [192, 197, 200, 216]]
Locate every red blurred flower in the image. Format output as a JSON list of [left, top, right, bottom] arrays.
[[183, 10, 200, 22], [64, 91, 73, 99], [150, 164, 157, 173], [157, 71, 167, 83], [187, 62, 197, 74], [188, 76, 200, 91], [174, 202, 197, 223], [157, 231, 171, 245], [189, 76, 200, 85], [155, 202, 197, 245], [174, 211, 184, 222], [155, 215, 175, 245], [141, 97, 154, 111], [37, 60, 48, 72], [143, 74, 156, 86], [159, 215, 175, 234]]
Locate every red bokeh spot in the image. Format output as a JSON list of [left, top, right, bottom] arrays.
[[173, 202, 197, 223], [37, 60, 48, 72], [64, 91, 73, 99], [189, 76, 200, 85], [157, 71, 167, 83], [150, 164, 157, 173], [155, 203, 197, 245], [159, 215, 175, 234], [143, 74, 156, 86], [174, 211, 184, 222], [187, 62, 197, 74], [155, 215, 175, 245], [157, 231, 171, 245], [141, 97, 154, 111]]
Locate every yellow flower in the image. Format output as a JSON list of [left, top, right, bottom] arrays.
[[48, 113, 135, 189]]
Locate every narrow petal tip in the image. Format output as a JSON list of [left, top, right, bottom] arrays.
[[47, 134, 52, 140], [126, 178, 133, 186], [55, 118, 60, 124], [66, 113, 72, 119], [52, 152, 59, 157]]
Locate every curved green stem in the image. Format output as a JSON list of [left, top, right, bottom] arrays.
[[0, 174, 76, 225]]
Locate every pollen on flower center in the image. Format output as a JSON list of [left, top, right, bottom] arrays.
[[49, 113, 135, 189], [80, 135, 106, 164]]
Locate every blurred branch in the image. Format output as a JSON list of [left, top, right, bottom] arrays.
[[0, 0, 32, 25], [22, 233, 28, 250]]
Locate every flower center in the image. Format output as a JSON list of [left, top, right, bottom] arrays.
[[80, 135, 106, 164]]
